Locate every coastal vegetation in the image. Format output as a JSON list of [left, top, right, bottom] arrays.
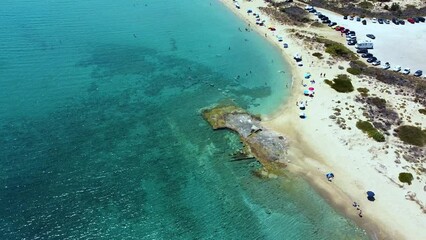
[[349, 61, 426, 107], [260, 4, 309, 26], [396, 125, 426, 147], [369, 97, 387, 109], [347, 67, 362, 75], [324, 74, 354, 93], [359, 1, 373, 10], [419, 109, 426, 115], [398, 172, 414, 185], [356, 120, 386, 142], [316, 38, 357, 61], [312, 52, 323, 59], [357, 87, 369, 97]]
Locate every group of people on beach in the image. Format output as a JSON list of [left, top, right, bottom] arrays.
[[353, 202, 363, 218]]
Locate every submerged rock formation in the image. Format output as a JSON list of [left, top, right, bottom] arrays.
[[202, 105, 289, 168]]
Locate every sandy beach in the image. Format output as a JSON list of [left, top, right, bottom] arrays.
[[220, 0, 426, 239]]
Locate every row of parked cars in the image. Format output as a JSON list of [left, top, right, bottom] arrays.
[[344, 15, 425, 25], [357, 49, 423, 77], [304, 5, 424, 77]]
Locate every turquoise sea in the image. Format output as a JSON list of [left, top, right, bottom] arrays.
[[0, 0, 368, 239]]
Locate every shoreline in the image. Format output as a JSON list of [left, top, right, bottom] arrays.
[[219, 1, 425, 240]]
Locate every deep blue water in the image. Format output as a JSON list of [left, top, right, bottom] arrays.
[[0, 0, 368, 239]]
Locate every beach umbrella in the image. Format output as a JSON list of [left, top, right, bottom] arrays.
[[367, 191, 375, 197], [308, 90, 314, 95], [304, 73, 311, 79], [303, 90, 309, 95], [367, 191, 376, 201], [299, 112, 306, 118], [308, 87, 315, 91]]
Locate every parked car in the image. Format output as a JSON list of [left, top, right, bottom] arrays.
[[382, 62, 390, 70], [328, 22, 337, 27], [349, 16, 354, 20], [393, 65, 401, 72], [322, 19, 331, 24], [367, 57, 377, 63], [399, 20, 405, 25], [366, 34, 376, 39], [414, 17, 420, 23], [356, 16, 361, 22], [361, 53, 373, 58], [343, 15, 348, 20], [378, 18, 384, 24], [385, 19, 390, 24], [402, 68, 410, 74], [418, 17, 425, 22], [348, 40, 357, 45], [414, 70, 423, 76], [357, 49, 368, 53], [372, 18, 377, 23], [362, 20, 367, 25], [372, 61, 381, 66], [392, 18, 399, 25], [335, 26, 344, 31], [407, 18, 415, 24]]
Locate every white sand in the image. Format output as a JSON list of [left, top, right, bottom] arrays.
[[220, 1, 426, 239]]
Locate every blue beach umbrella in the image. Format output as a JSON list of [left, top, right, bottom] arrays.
[[367, 191, 376, 201], [367, 191, 375, 197], [304, 73, 311, 79], [303, 90, 309, 95]]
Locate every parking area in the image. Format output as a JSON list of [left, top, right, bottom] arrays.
[[307, 6, 426, 76]]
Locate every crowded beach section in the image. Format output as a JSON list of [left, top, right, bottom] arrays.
[[220, 0, 426, 239]]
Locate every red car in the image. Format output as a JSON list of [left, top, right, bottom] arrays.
[[407, 18, 415, 24], [335, 26, 344, 31]]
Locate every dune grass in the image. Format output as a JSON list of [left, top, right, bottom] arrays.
[[396, 125, 426, 147], [398, 172, 414, 185], [356, 120, 385, 142], [324, 74, 354, 93], [357, 87, 369, 97]]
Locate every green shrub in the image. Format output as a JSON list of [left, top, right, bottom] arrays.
[[371, 131, 386, 142], [347, 67, 362, 75], [398, 172, 414, 185], [325, 74, 354, 93], [356, 120, 385, 142], [390, 3, 400, 11], [419, 109, 426, 115], [370, 97, 386, 109], [312, 52, 323, 59], [359, 1, 373, 9], [317, 38, 358, 61], [396, 125, 426, 147], [357, 87, 369, 96]]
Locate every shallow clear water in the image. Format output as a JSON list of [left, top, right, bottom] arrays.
[[0, 0, 368, 239]]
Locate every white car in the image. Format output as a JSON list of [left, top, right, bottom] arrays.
[[393, 65, 401, 72], [372, 18, 377, 23], [372, 61, 381, 66], [402, 68, 410, 75], [382, 62, 390, 70]]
